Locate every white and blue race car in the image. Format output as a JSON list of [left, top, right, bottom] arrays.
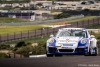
[[46, 28, 98, 57]]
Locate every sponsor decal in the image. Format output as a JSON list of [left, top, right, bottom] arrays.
[[60, 44, 62, 46], [63, 44, 73, 46], [62, 47, 72, 49], [66, 38, 69, 43]]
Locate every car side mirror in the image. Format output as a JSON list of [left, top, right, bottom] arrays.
[[90, 35, 95, 38], [50, 34, 54, 38]]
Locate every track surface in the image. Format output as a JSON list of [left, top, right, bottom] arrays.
[[0, 56, 100, 67]]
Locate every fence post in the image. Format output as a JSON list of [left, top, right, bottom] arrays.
[[53, 28, 54, 34], [77, 22, 78, 28], [14, 53, 15, 58], [14, 32, 15, 40], [66, 24, 67, 28], [70, 23, 72, 27], [28, 30, 29, 38], [0, 35, 1, 43], [82, 20, 84, 27], [7, 33, 9, 42], [88, 19, 89, 27], [93, 18, 94, 26], [20, 54, 22, 58], [8, 53, 10, 58], [98, 17, 99, 24], [99, 17, 100, 24], [47, 27, 48, 35], [34, 29, 36, 37], [21, 31, 22, 40], [41, 28, 42, 37]]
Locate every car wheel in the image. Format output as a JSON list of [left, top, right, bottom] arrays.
[[84, 52, 91, 56], [91, 48, 98, 56], [46, 51, 53, 57], [84, 49, 91, 56], [46, 54, 53, 57], [55, 54, 62, 57], [92, 53, 97, 56]]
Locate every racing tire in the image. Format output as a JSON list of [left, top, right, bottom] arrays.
[[92, 53, 97, 56], [46, 51, 53, 57], [46, 54, 53, 57], [84, 48, 98, 56], [55, 54, 62, 57], [91, 48, 98, 56], [84, 53, 91, 56], [84, 50, 91, 56]]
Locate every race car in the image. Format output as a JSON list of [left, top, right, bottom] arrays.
[[46, 28, 98, 57]]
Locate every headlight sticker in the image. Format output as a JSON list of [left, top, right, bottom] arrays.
[[66, 38, 69, 43], [81, 39, 87, 44], [49, 38, 54, 43]]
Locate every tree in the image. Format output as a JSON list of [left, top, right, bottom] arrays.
[[36, 3, 43, 7], [15, 46, 33, 57], [15, 41, 26, 48], [54, 13, 71, 19], [83, 9, 90, 12], [30, 4, 37, 10], [0, 53, 9, 58], [89, 1, 94, 4], [81, 1, 87, 5]]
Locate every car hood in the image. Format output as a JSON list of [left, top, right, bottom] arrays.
[[56, 37, 83, 44]]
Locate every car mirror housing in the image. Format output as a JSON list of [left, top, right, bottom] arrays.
[[50, 34, 54, 38], [90, 35, 95, 38]]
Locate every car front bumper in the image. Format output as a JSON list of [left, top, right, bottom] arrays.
[[47, 47, 88, 55]]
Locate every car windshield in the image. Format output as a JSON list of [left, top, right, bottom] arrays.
[[56, 29, 87, 38]]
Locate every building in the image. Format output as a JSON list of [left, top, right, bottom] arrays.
[[0, 10, 51, 21]]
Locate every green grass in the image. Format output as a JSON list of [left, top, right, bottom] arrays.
[[0, 17, 30, 23], [4, 35, 50, 45], [87, 24, 100, 29], [0, 53, 8, 58], [0, 16, 98, 35], [0, 25, 42, 35]]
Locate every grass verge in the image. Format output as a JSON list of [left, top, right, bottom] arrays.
[[46, 16, 97, 25], [0, 17, 30, 23], [0, 16, 97, 35], [3, 35, 50, 45]]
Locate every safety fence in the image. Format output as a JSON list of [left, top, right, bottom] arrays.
[[0, 17, 100, 43]]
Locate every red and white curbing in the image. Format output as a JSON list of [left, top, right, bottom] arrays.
[[42, 24, 71, 28]]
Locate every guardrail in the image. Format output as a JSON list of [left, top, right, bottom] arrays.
[[0, 17, 100, 43], [0, 15, 84, 26]]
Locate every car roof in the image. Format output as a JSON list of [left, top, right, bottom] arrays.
[[59, 28, 86, 30]]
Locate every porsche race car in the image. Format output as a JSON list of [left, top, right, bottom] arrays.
[[46, 28, 98, 57]]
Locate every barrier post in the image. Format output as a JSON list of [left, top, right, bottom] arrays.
[[77, 22, 78, 28], [28, 30, 29, 38], [0, 35, 1, 43], [21, 31, 22, 40], [7, 33, 9, 42], [34, 29, 36, 37]]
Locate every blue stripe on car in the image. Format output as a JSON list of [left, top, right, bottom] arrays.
[[49, 39, 56, 46], [77, 38, 89, 47]]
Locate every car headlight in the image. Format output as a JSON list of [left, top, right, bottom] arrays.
[[49, 38, 54, 43], [80, 39, 87, 44]]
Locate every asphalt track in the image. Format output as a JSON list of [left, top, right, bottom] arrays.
[[0, 56, 100, 67]]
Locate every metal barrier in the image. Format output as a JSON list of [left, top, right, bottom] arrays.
[[0, 16, 100, 43], [0, 15, 84, 26]]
